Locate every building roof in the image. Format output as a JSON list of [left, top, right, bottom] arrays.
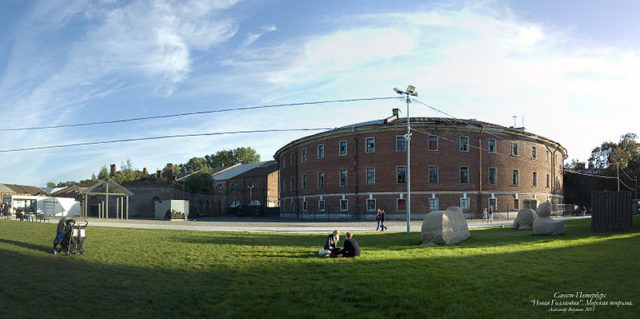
[[0, 183, 46, 195], [212, 162, 273, 181], [234, 161, 278, 179]]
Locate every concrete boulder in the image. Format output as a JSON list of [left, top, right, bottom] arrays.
[[533, 202, 564, 235], [513, 208, 537, 230], [421, 206, 470, 245]]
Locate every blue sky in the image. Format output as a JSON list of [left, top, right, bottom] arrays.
[[1, 0, 639, 186]]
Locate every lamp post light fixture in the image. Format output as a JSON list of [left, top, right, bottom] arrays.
[[394, 85, 418, 233]]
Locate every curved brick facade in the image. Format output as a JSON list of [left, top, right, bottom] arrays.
[[275, 114, 567, 220]]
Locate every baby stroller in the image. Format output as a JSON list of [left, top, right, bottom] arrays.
[[54, 221, 88, 255]]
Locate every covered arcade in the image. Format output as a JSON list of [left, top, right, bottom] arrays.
[[79, 179, 133, 219]]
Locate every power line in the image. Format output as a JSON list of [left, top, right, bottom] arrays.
[[2, 96, 400, 132], [0, 128, 332, 153]]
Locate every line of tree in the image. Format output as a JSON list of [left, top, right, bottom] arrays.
[[565, 133, 639, 179], [45, 147, 262, 194]]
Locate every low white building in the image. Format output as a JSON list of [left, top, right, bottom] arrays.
[[2, 195, 80, 216]]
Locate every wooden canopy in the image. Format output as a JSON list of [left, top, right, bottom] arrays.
[[79, 179, 133, 219]]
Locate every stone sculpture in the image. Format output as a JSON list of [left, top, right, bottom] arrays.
[[513, 208, 537, 230], [532, 201, 564, 235], [421, 206, 470, 245]]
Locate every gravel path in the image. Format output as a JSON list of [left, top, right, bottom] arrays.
[[44, 215, 591, 233]]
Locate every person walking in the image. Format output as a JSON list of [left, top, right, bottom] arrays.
[[482, 208, 488, 223], [377, 209, 387, 231]]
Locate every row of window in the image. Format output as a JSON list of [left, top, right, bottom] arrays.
[[282, 196, 527, 213], [281, 137, 557, 167], [281, 167, 554, 191]]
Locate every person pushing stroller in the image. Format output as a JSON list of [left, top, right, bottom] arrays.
[[52, 216, 76, 254]]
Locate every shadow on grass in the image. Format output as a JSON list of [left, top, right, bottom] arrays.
[[1, 218, 639, 318], [0, 238, 51, 252]]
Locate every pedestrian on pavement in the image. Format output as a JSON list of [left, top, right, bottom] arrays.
[[377, 208, 387, 231], [482, 208, 488, 223], [489, 206, 494, 223]]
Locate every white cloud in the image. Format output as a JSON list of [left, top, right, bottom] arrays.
[[244, 24, 278, 46]]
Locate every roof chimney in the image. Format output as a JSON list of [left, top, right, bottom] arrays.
[[166, 163, 173, 182], [110, 164, 116, 177], [392, 108, 399, 117], [156, 170, 163, 179]]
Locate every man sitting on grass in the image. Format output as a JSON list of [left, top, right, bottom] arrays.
[[334, 232, 360, 258]]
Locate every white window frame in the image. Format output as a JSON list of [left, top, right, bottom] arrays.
[[546, 174, 550, 188], [512, 143, 519, 156], [365, 137, 375, 153], [532, 171, 537, 187], [488, 167, 497, 185], [397, 198, 407, 212], [428, 135, 438, 151], [339, 140, 348, 156], [428, 166, 438, 184], [302, 200, 308, 212], [366, 199, 376, 212], [460, 136, 469, 152], [317, 144, 325, 159], [340, 199, 348, 212], [531, 146, 537, 159], [512, 170, 520, 186], [302, 175, 307, 189], [460, 198, 470, 211], [488, 139, 496, 153], [489, 198, 497, 211], [318, 200, 325, 212], [339, 169, 348, 187], [318, 171, 324, 188], [429, 198, 439, 211], [460, 166, 469, 184], [366, 167, 375, 185], [396, 135, 406, 152], [396, 166, 407, 184]]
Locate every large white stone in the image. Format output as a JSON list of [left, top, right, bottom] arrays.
[[533, 201, 564, 235], [513, 208, 537, 230], [421, 206, 470, 245], [536, 201, 551, 218]]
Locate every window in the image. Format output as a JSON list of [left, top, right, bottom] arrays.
[[339, 170, 348, 187], [488, 139, 496, 153], [460, 198, 470, 211], [532, 172, 537, 187], [301, 149, 307, 162], [513, 198, 520, 210], [397, 166, 406, 184], [317, 144, 325, 159], [396, 136, 406, 151], [302, 200, 307, 211], [546, 150, 550, 162], [488, 167, 497, 185], [302, 175, 307, 189], [366, 199, 376, 212], [290, 200, 295, 212], [340, 199, 348, 212], [428, 135, 438, 151], [232, 182, 239, 191], [339, 140, 347, 156], [460, 136, 469, 152], [460, 167, 469, 184], [365, 137, 375, 153], [512, 143, 519, 156], [546, 174, 550, 188], [318, 200, 325, 212], [397, 199, 406, 211], [428, 166, 438, 184], [281, 180, 286, 192], [290, 176, 295, 190], [512, 170, 519, 185], [318, 171, 325, 188], [366, 168, 375, 185], [489, 198, 497, 211], [429, 198, 439, 211], [531, 146, 537, 159]]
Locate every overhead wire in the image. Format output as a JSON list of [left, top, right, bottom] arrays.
[[1, 96, 400, 131], [0, 128, 332, 153]]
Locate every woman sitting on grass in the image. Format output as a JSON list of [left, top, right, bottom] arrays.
[[318, 229, 340, 256], [333, 232, 360, 258]]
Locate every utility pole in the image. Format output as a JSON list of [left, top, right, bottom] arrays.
[[394, 85, 418, 233], [617, 162, 620, 191]]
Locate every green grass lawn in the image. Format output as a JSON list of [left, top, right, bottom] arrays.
[[1, 217, 638, 318]]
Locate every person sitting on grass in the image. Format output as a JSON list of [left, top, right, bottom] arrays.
[[52, 216, 76, 254], [318, 229, 340, 256], [333, 232, 360, 258]]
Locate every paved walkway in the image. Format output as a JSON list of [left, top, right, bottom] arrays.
[[56, 215, 591, 233]]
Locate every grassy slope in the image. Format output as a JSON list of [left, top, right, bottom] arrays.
[[0, 217, 638, 319]]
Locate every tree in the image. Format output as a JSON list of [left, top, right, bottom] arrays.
[[588, 133, 640, 177], [46, 182, 56, 188], [113, 159, 137, 184], [97, 166, 109, 179], [205, 147, 261, 168], [180, 157, 212, 174], [564, 159, 586, 171], [185, 172, 214, 194]]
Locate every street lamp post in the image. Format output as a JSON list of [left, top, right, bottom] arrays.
[[394, 85, 418, 233]]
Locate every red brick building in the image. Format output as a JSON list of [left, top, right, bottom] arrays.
[[274, 109, 567, 220]]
